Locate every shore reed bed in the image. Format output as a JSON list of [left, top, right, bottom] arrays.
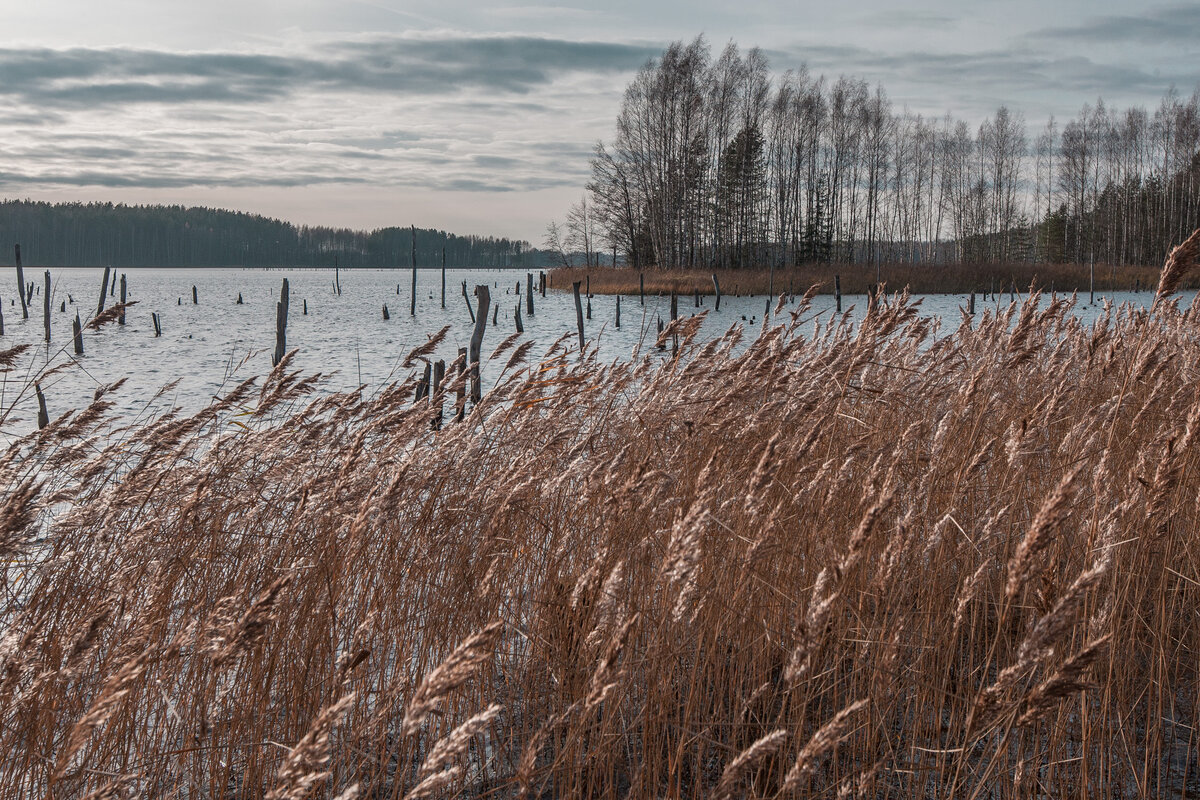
[[3, 246, 1200, 797], [550, 260, 1167, 297]]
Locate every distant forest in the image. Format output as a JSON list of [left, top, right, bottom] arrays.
[[0, 200, 552, 268], [574, 37, 1200, 270]]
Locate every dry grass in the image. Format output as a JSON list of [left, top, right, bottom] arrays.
[[550, 261, 1169, 297], [3, 259, 1200, 797]]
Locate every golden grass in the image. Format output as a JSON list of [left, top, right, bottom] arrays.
[[550, 261, 1169, 297], [3, 270, 1200, 796]]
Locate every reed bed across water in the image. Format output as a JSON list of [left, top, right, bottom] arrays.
[[550, 260, 1167, 297], [3, 242, 1200, 797]]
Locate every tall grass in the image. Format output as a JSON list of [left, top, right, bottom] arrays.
[[551, 260, 1169, 297], [3, 268, 1200, 796]]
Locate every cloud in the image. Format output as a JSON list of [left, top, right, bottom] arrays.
[[1029, 5, 1200, 45], [0, 36, 661, 110]]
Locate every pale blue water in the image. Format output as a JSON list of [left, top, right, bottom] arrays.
[[0, 266, 1184, 439]]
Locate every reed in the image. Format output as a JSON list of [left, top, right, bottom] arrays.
[[552, 260, 1167, 297], [3, 255, 1200, 797]]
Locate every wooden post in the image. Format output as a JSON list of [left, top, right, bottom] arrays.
[[469, 286, 489, 403], [492, 303, 498, 326], [455, 348, 467, 422], [712, 275, 721, 311], [151, 312, 161, 337], [526, 272, 534, 316], [191, 285, 197, 305], [72, 313, 83, 355], [515, 302, 524, 333], [968, 291, 976, 315], [432, 358, 445, 429], [835, 274, 842, 313], [335, 256, 341, 296], [1089, 258, 1095, 304], [461, 281, 475, 323], [96, 267, 111, 317], [586, 275, 591, 320], [572, 281, 585, 353], [303, 299, 307, 315], [43, 271, 50, 343], [670, 290, 678, 322], [615, 294, 621, 328], [694, 287, 700, 308], [273, 278, 289, 366], [410, 225, 417, 316], [1, 294, 5, 335], [15, 244, 28, 320], [540, 271, 546, 297], [35, 383, 49, 429], [237, 293, 243, 304], [639, 272, 644, 305], [415, 362, 431, 403], [382, 304, 390, 320], [119, 274, 127, 325]]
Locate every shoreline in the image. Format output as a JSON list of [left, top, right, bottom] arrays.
[[548, 261, 1168, 297]]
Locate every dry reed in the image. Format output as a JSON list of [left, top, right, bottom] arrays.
[[3, 250, 1200, 797]]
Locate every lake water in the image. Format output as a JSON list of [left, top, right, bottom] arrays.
[[0, 266, 1183, 439]]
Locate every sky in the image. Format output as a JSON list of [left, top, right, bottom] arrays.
[[0, 1, 1197, 244]]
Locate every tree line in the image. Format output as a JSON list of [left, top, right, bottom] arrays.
[[0, 200, 544, 268], [579, 36, 1200, 270]]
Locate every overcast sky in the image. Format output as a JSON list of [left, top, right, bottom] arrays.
[[1, 1, 1197, 244]]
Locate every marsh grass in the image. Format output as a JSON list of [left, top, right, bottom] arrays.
[[3, 250, 1200, 797], [551, 260, 1169, 297]]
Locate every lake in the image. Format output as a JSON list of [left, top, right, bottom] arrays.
[[0, 266, 1183, 439]]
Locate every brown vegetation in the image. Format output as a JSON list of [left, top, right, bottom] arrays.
[[550, 260, 1170, 298], [3, 260, 1200, 796]]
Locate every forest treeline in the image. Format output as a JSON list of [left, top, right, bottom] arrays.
[[576, 36, 1200, 270], [0, 200, 545, 268]]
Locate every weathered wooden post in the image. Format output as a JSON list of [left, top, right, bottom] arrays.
[[712, 275, 721, 311], [382, 304, 390, 320], [410, 225, 417, 316], [572, 281, 585, 353], [273, 278, 289, 366], [335, 256, 341, 296], [15, 244, 28, 320], [615, 294, 621, 328], [303, 299, 307, 315], [0, 295, 5, 335], [835, 274, 842, 312], [968, 291, 976, 315], [461, 281, 475, 323], [455, 348, 467, 422], [415, 362, 431, 403], [192, 285, 198, 305], [432, 358, 446, 429], [694, 287, 700, 308], [43, 271, 50, 342], [151, 312, 161, 337], [119, 274, 127, 325], [469, 285, 490, 403], [539, 271, 546, 297], [670, 290, 678, 323], [515, 302, 524, 333], [35, 383, 49, 429], [72, 313, 83, 354], [492, 303, 498, 326], [96, 267, 111, 317], [237, 293, 243, 304], [526, 272, 534, 316]]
